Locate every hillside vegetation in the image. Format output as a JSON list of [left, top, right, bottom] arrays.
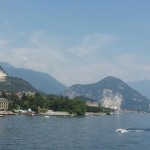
[[7, 93, 111, 116]]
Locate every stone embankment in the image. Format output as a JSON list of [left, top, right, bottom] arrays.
[[0, 111, 16, 115], [40, 110, 71, 116], [40, 110, 107, 116], [85, 112, 106, 116]]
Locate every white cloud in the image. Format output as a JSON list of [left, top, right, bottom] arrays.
[[67, 34, 115, 57], [0, 39, 10, 48], [113, 53, 150, 81], [52, 62, 126, 86], [1, 33, 150, 86], [56, 52, 150, 85], [0, 33, 69, 76]]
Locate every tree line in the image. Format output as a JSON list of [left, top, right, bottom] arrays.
[[1, 91, 112, 115]]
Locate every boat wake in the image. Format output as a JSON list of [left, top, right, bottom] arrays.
[[116, 128, 150, 133]]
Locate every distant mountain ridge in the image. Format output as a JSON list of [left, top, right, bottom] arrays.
[[128, 80, 150, 99], [63, 76, 150, 111], [0, 62, 66, 94]]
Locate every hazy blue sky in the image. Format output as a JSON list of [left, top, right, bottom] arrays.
[[0, 0, 150, 86]]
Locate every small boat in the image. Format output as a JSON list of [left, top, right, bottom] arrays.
[[116, 128, 128, 133], [0, 114, 4, 117], [44, 116, 49, 118], [25, 112, 35, 116], [25, 108, 35, 116]]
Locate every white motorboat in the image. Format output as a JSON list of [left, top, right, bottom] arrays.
[[116, 128, 128, 133]]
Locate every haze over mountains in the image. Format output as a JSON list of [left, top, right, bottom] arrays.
[[63, 76, 150, 111], [128, 80, 150, 99], [0, 62, 66, 94], [1, 62, 150, 112]]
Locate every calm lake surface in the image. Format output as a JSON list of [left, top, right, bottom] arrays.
[[0, 113, 150, 150]]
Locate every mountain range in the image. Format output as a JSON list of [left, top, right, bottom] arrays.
[[0, 62, 66, 94], [1, 62, 150, 112], [63, 76, 150, 111]]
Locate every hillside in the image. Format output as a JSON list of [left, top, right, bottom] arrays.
[[63, 76, 150, 111], [0, 76, 38, 92], [0, 62, 66, 94]]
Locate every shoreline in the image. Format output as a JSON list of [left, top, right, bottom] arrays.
[[40, 110, 72, 116], [0, 111, 16, 115], [40, 110, 107, 116]]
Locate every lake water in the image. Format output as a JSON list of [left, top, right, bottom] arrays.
[[0, 113, 150, 150]]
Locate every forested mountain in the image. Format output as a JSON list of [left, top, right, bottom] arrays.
[[63, 76, 150, 111]]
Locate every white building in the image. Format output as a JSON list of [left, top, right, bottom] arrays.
[[86, 101, 99, 107], [0, 98, 9, 110]]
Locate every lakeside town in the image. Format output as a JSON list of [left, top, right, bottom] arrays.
[[0, 91, 112, 117]]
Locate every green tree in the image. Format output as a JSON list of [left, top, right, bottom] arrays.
[[1, 90, 7, 98], [70, 99, 87, 116]]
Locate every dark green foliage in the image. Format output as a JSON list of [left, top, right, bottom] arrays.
[[86, 106, 101, 113], [67, 98, 87, 116], [7, 93, 87, 115], [86, 105, 112, 115], [46, 96, 87, 115], [8, 93, 21, 111], [0, 90, 7, 98], [7, 93, 111, 115]]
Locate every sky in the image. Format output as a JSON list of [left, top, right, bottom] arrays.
[[0, 0, 150, 86]]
